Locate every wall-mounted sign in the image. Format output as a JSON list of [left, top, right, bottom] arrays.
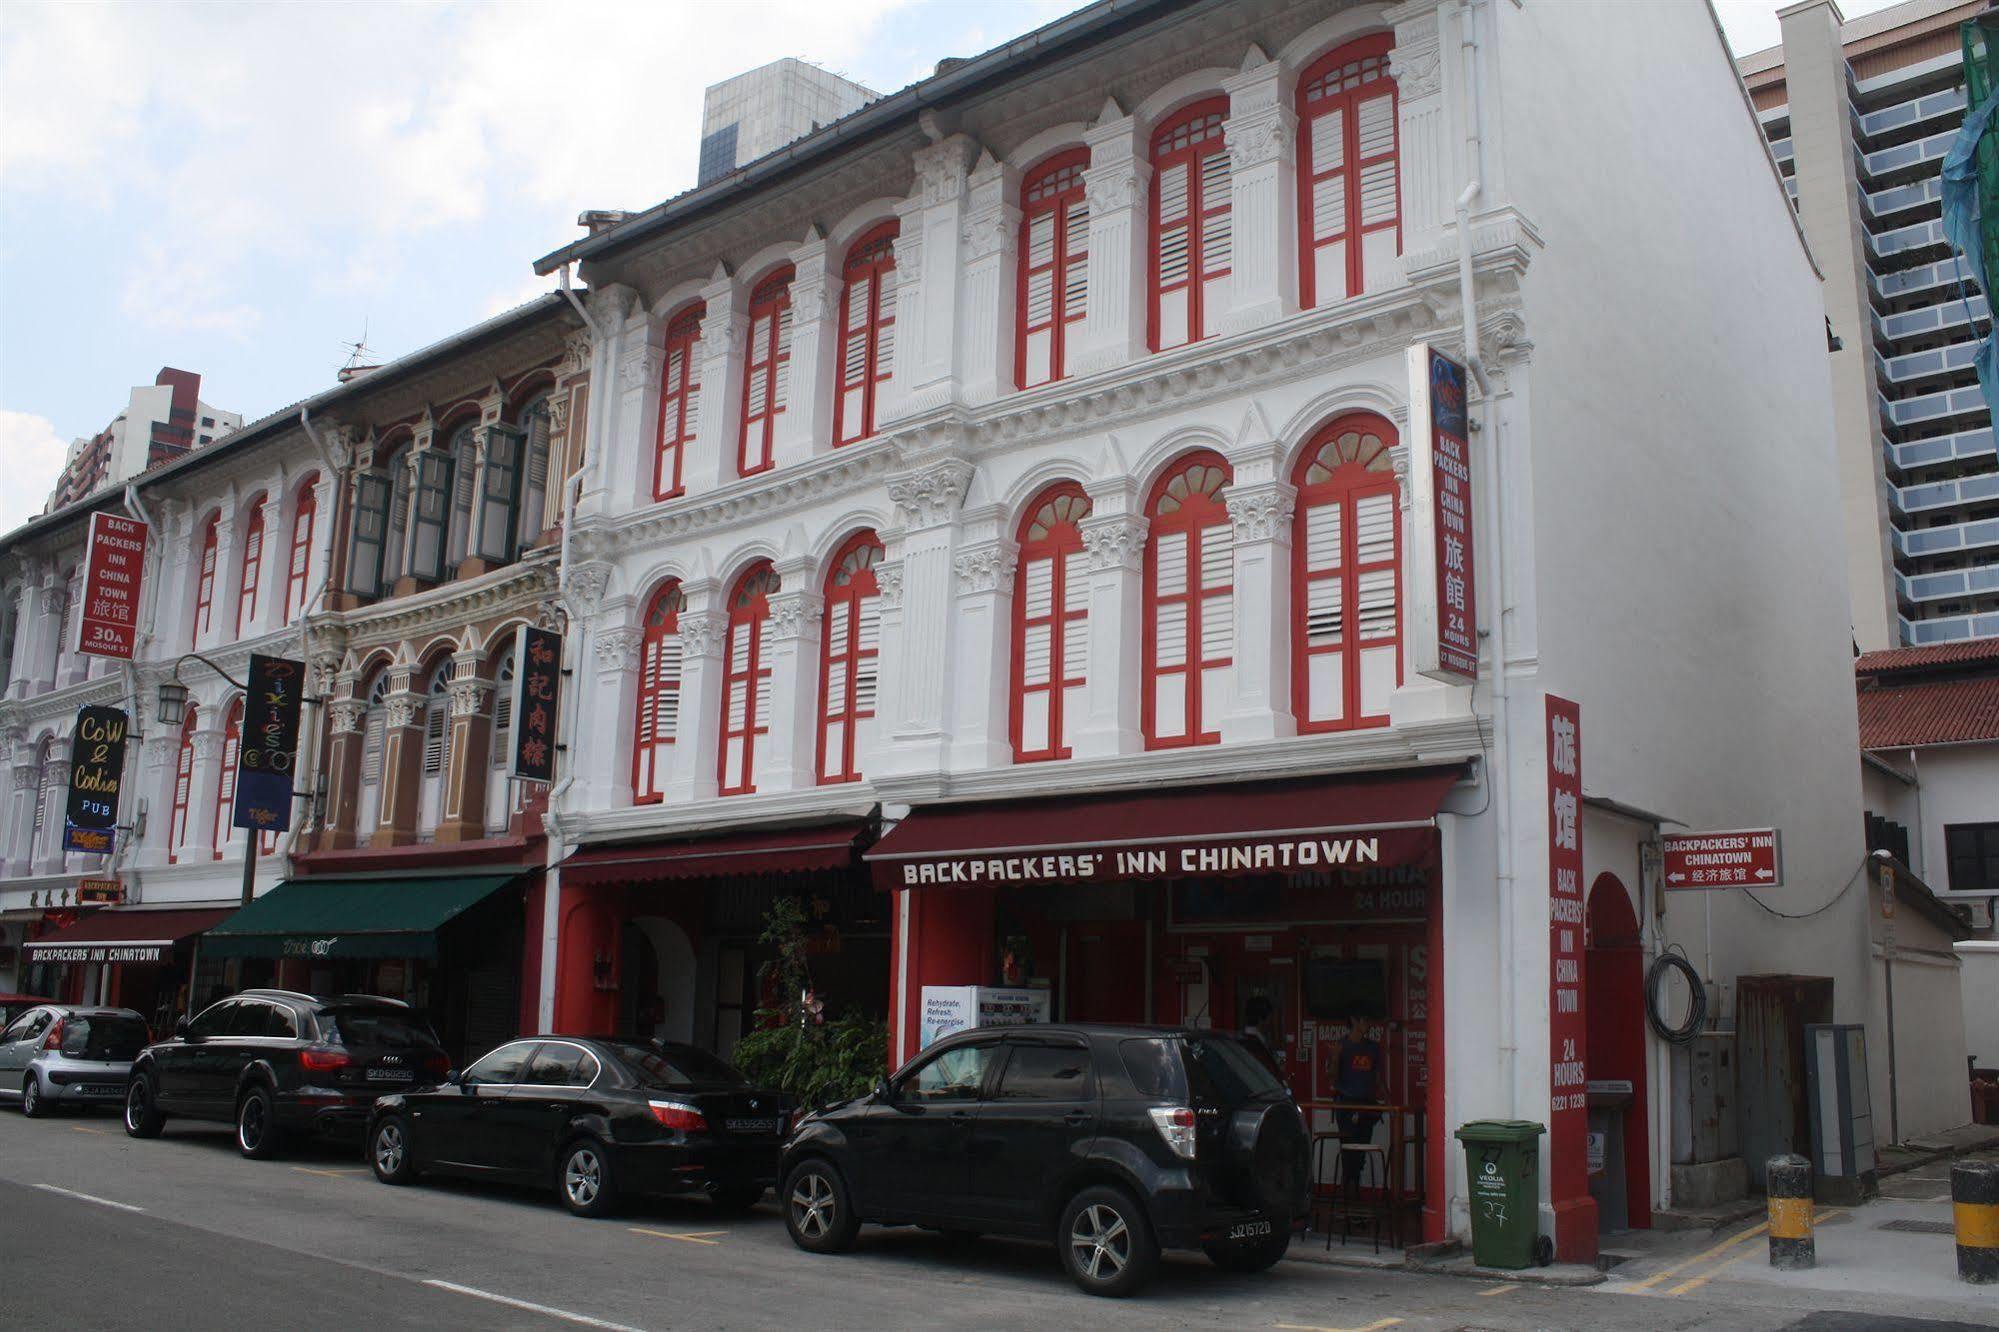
[[512, 627, 562, 784], [1545, 693, 1594, 1258], [1407, 345, 1479, 683], [233, 653, 304, 832], [1660, 829, 1783, 890], [76, 878, 125, 905], [77, 512, 149, 661], [63, 705, 129, 854]]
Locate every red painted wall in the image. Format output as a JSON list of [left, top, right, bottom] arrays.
[[1586, 873, 1651, 1228]]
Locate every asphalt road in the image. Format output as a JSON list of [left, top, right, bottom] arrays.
[[2, 1109, 1992, 1331]]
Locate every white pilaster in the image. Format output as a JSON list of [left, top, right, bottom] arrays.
[[1074, 114, 1151, 375], [1073, 507, 1147, 758], [1220, 480, 1297, 743], [662, 592, 725, 805], [759, 575, 824, 793], [947, 534, 1019, 770], [585, 617, 642, 810], [687, 273, 747, 497], [32, 757, 71, 874], [958, 154, 1022, 404], [877, 458, 973, 776], [1387, 0, 1452, 260], [1220, 55, 1298, 334], [896, 136, 981, 416], [775, 236, 840, 468]]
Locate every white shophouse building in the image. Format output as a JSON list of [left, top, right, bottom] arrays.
[[531, 0, 1882, 1258]]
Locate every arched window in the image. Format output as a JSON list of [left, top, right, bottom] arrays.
[[235, 496, 266, 637], [719, 563, 779, 795], [1018, 150, 1091, 389], [487, 638, 519, 834], [818, 533, 882, 784], [739, 266, 794, 476], [284, 474, 318, 621], [416, 659, 452, 838], [1149, 99, 1232, 352], [355, 671, 389, 840], [213, 697, 242, 858], [1298, 36, 1400, 308], [1011, 484, 1092, 761], [633, 584, 685, 804], [192, 514, 220, 645], [655, 305, 705, 500], [1144, 453, 1233, 748], [167, 707, 199, 863], [1293, 414, 1401, 730], [834, 225, 898, 446]]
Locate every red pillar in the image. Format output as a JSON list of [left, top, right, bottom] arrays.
[[553, 881, 622, 1035], [889, 885, 995, 1067]]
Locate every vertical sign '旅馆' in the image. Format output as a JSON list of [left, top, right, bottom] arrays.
[[64, 705, 129, 855], [1407, 345, 1478, 683], [78, 511, 149, 661], [513, 627, 562, 784], [1546, 694, 1596, 1260], [234, 654, 304, 832]]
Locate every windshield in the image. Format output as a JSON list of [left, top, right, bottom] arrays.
[[608, 1041, 747, 1088], [317, 1009, 438, 1050], [1184, 1035, 1288, 1106], [61, 1014, 149, 1061]]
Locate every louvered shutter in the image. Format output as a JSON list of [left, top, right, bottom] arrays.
[[1198, 149, 1232, 326], [1063, 200, 1090, 323], [214, 724, 240, 853], [854, 594, 879, 714], [194, 527, 217, 640], [1152, 530, 1189, 739], [840, 275, 871, 441], [1198, 519, 1234, 729], [1355, 90, 1399, 292], [1155, 159, 1193, 350]]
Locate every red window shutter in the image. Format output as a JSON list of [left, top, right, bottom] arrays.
[[739, 267, 794, 476], [1017, 150, 1091, 389], [168, 708, 198, 864], [192, 516, 219, 644], [213, 700, 242, 859], [655, 304, 705, 499], [834, 225, 898, 446], [1010, 483, 1093, 761], [1292, 414, 1401, 731], [1298, 37, 1400, 308], [285, 478, 317, 622], [632, 582, 685, 803], [718, 563, 779, 795], [1149, 101, 1231, 353], [235, 500, 265, 637], [1143, 454, 1233, 748], [817, 532, 883, 783]]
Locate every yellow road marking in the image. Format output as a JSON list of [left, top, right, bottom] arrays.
[[628, 1227, 726, 1246], [290, 1166, 366, 1178], [1275, 1320, 1401, 1332], [1628, 1220, 1768, 1291], [1658, 1208, 1843, 1298], [1478, 1283, 1519, 1296], [70, 1125, 114, 1136]]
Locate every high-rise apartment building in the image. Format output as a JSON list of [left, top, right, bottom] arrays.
[[697, 58, 876, 186], [1741, 0, 1997, 648], [42, 367, 241, 516]]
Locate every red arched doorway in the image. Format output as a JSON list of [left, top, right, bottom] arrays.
[[1585, 873, 1651, 1229]]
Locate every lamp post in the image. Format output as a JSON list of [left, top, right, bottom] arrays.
[[155, 653, 257, 908]]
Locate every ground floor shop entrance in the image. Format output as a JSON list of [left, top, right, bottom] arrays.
[[21, 903, 239, 1030]]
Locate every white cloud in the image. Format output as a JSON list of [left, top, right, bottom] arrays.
[[0, 411, 72, 535]]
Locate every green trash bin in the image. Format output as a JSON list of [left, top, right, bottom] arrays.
[[1455, 1119, 1545, 1270]]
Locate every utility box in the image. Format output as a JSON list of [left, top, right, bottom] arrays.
[[1670, 1028, 1747, 1208], [1805, 1023, 1879, 1205], [1738, 975, 1835, 1192]]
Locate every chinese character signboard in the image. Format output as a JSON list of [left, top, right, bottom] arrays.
[[1545, 693, 1595, 1259], [1660, 829, 1783, 890], [512, 627, 562, 784], [233, 654, 304, 833], [1407, 345, 1479, 683], [77, 511, 149, 660], [63, 705, 129, 854]]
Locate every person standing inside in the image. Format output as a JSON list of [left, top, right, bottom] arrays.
[[1330, 1010, 1384, 1186], [1241, 995, 1282, 1075]]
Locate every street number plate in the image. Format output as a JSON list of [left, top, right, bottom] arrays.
[[1226, 1219, 1274, 1241]]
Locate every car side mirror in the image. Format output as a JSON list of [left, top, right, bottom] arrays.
[[872, 1077, 891, 1102], [443, 1069, 462, 1085], [174, 1016, 190, 1037]]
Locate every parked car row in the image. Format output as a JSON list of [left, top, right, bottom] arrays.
[[9, 986, 1309, 1297]]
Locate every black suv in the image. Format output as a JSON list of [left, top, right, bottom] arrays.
[[779, 1024, 1308, 1297], [125, 989, 448, 1158]]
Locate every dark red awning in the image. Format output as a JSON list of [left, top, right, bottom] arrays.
[[24, 905, 236, 963], [866, 767, 1463, 890], [562, 819, 870, 887]]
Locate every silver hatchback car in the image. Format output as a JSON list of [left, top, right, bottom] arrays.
[[0, 1006, 151, 1117]]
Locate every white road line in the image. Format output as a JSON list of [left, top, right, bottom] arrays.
[[33, 1183, 145, 1214], [422, 1279, 648, 1332]]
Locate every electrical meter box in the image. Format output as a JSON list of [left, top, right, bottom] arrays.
[[1805, 1023, 1879, 1205]]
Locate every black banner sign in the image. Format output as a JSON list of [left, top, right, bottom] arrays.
[[234, 653, 305, 832], [513, 627, 561, 784], [64, 705, 129, 855]]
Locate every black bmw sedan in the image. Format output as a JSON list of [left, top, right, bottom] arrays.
[[366, 1036, 792, 1217]]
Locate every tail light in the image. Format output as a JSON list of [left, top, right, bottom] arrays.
[[1148, 1106, 1198, 1160], [41, 1019, 64, 1052], [648, 1099, 707, 1133], [298, 1045, 351, 1074], [422, 1052, 451, 1079]]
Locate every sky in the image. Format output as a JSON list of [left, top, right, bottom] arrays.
[[0, 0, 1917, 534]]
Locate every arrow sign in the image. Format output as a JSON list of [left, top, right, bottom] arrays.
[[1661, 828, 1783, 891]]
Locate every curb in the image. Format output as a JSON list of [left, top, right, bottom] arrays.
[[1285, 1242, 1606, 1286]]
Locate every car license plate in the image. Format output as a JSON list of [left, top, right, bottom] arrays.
[[79, 1084, 120, 1096], [365, 1068, 410, 1082], [1226, 1219, 1274, 1241], [725, 1117, 781, 1135]]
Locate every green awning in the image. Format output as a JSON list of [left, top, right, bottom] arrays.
[[201, 874, 520, 960]]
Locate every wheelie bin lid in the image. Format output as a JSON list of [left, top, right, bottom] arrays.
[[1454, 1119, 1546, 1144]]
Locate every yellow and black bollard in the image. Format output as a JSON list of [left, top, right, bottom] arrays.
[[1767, 1154, 1815, 1270], [1954, 1160, 1998, 1285]]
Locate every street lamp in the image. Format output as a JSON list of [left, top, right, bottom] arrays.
[[156, 653, 258, 907]]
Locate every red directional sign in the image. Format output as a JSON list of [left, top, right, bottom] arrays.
[[77, 511, 148, 660], [1661, 829, 1783, 890]]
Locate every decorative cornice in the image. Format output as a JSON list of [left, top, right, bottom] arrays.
[[447, 678, 491, 717], [329, 699, 368, 734], [384, 692, 422, 730], [676, 609, 727, 660], [593, 625, 644, 672], [1080, 513, 1147, 572], [1389, 16, 1443, 102], [1224, 107, 1293, 174], [1225, 485, 1295, 543], [886, 458, 974, 529], [953, 542, 1018, 595], [566, 561, 613, 620], [336, 558, 557, 650], [873, 560, 906, 612], [767, 593, 823, 641]]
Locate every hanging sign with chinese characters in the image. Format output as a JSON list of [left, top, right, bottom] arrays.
[[63, 705, 129, 854], [512, 627, 562, 784], [233, 653, 304, 832], [1545, 694, 1595, 1258], [1407, 344, 1479, 683], [77, 511, 149, 661]]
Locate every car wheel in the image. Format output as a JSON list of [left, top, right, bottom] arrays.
[[1203, 1222, 1291, 1273], [124, 1076, 164, 1138], [370, 1116, 419, 1185], [236, 1086, 284, 1160], [557, 1139, 619, 1218], [783, 1159, 859, 1254], [708, 1183, 765, 1215], [21, 1072, 51, 1119], [1059, 1185, 1159, 1298]]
